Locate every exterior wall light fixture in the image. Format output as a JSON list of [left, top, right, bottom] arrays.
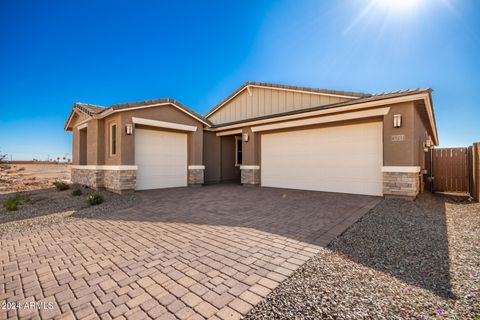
[[393, 114, 402, 128], [423, 136, 434, 152], [125, 124, 133, 135], [243, 133, 249, 142]]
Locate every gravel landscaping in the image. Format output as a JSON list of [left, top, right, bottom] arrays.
[[245, 193, 480, 319], [0, 186, 138, 235]]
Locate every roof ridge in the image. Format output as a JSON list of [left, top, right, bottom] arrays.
[[244, 81, 371, 98], [73, 102, 105, 116], [74, 102, 105, 108], [370, 88, 431, 97], [108, 97, 176, 109], [100, 97, 211, 126]]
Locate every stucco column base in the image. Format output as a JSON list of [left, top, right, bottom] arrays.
[[188, 166, 205, 186], [240, 166, 260, 185], [383, 171, 421, 199]]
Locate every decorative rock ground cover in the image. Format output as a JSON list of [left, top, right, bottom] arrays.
[[245, 194, 480, 319], [0, 187, 137, 236]]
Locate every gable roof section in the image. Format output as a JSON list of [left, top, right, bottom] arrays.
[[76, 102, 105, 115], [211, 88, 431, 127], [209, 88, 438, 145], [104, 98, 210, 125], [99, 98, 211, 126], [64, 102, 104, 131], [205, 82, 371, 118], [64, 98, 211, 131]]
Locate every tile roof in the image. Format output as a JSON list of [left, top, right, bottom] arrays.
[[369, 88, 431, 97], [74, 98, 211, 125], [108, 98, 211, 125], [73, 102, 105, 116]]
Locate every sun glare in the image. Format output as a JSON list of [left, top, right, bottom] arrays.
[[382, 0, 420, 11], [343, 0, 423, 35]]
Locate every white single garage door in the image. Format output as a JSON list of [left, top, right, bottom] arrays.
[[261, 122, 383, 196], [135, 128, 188, 190]]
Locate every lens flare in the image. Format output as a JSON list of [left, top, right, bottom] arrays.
[[382, 0, 420, 11]]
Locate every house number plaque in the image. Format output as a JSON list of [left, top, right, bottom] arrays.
[[391, 134, 405, 142]]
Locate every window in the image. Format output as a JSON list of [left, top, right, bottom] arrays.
[[235, 136, 242, 166], [110, 123, 117, 156], [79, 128, 87, 165]]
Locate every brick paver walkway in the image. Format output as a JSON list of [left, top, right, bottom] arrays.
[[0, 185, 380, 320]]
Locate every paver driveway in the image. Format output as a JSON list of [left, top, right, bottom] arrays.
[[0, 185, 380, 320]]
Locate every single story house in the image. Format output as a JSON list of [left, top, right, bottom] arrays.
[[64, 82, 438, 198]]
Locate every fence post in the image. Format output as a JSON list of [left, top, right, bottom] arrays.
[[469, 144, 473, 200], [473, 142, 480, 202]]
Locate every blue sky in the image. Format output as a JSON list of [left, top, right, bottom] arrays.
[[0, 0, 479, 160]]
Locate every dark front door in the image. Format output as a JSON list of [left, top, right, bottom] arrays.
[[220, 136, 241, 183]]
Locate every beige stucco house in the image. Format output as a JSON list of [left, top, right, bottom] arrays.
[[64, 82, 438, 198]]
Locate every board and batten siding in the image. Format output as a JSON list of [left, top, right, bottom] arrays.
[[208, 86, 353, 124]]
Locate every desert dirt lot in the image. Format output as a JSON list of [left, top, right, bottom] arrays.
[[0, 164, 70, 194]]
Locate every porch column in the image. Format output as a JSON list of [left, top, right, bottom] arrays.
[[241, 127, 260, 186], [188, 165, 205, 186], [187, 128, 205, 186]]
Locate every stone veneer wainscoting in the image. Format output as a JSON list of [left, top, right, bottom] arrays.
[[382, 166, 421, 199], [240, 165, 260, 185], [187, 165, 205, 186], [103, 170, 136, 193], [71, 166, 137, 194], [71, 168, 104, 189]]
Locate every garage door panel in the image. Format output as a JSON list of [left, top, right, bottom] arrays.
[[261, 122, 383, 196], [137, 157, 186, 166], [135, 129, 187, 190]]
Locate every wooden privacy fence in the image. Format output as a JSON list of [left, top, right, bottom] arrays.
[[432, 148, 469, 193], [431, 143, 480, 201]]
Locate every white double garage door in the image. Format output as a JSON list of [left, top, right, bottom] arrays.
[[261, 122, 383, 196]]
